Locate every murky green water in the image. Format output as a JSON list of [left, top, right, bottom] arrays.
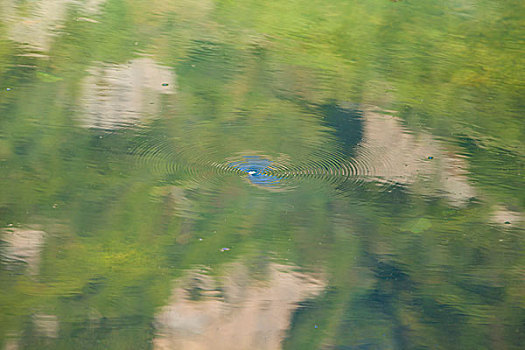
[[0, 0, 524, 349]]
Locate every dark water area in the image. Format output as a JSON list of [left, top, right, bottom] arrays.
[[0, 0, 524, 349]]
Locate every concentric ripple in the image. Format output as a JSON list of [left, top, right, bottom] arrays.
[[130, 136, 401, 191], [226, 156, 282, 188], [263, 146, 398, 191], [129, 136, 244, 185]]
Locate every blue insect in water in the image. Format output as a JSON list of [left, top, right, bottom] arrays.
[[227, 155, 281, 187]]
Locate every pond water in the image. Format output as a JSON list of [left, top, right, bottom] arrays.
[[0, 0, 523, 349]]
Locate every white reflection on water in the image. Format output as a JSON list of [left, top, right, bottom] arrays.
[[2, 314, 59, 349], [80, 57, 176, 130], [32, 314, 59, 338], [3, 337, 19, 350], [1, 0, 105, 52], [154, 263, 324, 350], [357, 109, 476, 205], [1, 227, 46, 275], [490, 205, 524, 227]]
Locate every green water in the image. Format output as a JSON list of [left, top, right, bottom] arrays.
[[0, 0, 523, 349]]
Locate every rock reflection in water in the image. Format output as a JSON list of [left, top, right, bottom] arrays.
[[1, 227, 46, 275], [356, 109, 476, 205], [1, 0, 105, 52], [490, 205, 524, 227], [154, 263, 324, 350], [32, 314, 59, 338], [80, 58, 175, 130], [2, 314, 59, 349]]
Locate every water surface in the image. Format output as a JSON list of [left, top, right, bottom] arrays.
[[0, 0, 524, 349]]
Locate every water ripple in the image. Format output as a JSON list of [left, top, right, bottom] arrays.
[[130, 136, 400, 191]]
